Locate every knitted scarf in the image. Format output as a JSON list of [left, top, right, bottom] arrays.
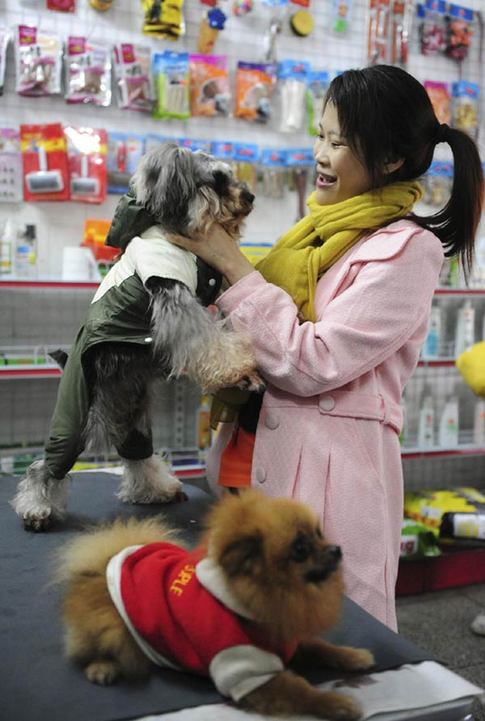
[[210, 180, 423, 427]]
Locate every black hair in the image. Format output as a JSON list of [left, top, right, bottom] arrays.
[[325, 65, 483, 277]]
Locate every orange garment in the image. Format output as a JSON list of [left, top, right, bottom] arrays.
[[218, 427, 255, 488]]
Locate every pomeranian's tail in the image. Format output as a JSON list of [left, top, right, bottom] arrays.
[[54, 516, 179, 582]]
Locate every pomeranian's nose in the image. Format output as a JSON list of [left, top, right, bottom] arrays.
[[242, 189, 255, 204], [328, 545, 342, 561]]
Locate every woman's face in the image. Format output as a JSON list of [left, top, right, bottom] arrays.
[[313, 101, 373, 205]]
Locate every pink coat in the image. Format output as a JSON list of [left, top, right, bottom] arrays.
[[207, 219, 444, 630]]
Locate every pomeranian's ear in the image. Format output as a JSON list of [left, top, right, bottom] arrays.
[[219, 532, 263, 578]]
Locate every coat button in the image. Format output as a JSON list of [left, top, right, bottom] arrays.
[[255, 467, 266, 483], [144, 337, 153, 343], [264, 412, 279, 430], [319, 395, 335, 411], [208, 278, 216, 286]]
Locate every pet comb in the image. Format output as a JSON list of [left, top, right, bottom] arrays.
[[25, 144, 64, 194], [70, 155, 100, 196]]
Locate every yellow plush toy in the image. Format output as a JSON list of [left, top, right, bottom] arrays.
[[456, 341, 485, 397]]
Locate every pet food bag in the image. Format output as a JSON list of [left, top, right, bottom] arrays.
[[113, 43, 154, 113], [65, 36, 111, 106], [15, 25, 62, 97], [235, 61, 277, 123], [189, 54, 231, 117]]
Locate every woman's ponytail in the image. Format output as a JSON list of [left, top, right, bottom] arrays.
[[411, 125, 483, 279]]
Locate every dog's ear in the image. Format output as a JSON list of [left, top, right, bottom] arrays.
[[130, 143, 199, 231], [218, 532, 263, 578], [212, 169, 230, 196]]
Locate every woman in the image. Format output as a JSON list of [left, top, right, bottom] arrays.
[[170, 65, 483, 630]]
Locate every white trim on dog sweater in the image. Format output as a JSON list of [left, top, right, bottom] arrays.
[[92, 226, 198, 304]]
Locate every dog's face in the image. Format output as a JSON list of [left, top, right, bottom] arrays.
[[130, 142, 254, 239], [204, 490, 344, 643]]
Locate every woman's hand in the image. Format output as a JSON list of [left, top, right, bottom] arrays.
[[168, 225, 255, 286]]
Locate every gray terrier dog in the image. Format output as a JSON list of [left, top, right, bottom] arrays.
[[11, 142, 261, 531]]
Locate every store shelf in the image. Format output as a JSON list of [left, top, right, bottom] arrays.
[[0, 366, 61, 379], [0, 279, 99, 290], [397, 546, 485, 596], [435, 288, 485, 296], [417, 359, 456, 367], [402, 446, 485, 459]]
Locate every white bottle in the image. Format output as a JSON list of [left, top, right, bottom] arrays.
[[438, 396, 459, 448], [454, 300, 475, 357], [417, 395, 435, 448], [473, 399, 485, 447], [0, 219, 16, 276], [422, 305, 442, 359]]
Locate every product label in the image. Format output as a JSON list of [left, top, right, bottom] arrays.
[[453, 513, 485, 540]]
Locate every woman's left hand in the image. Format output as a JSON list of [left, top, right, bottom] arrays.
[[167, 225, 255, 286]]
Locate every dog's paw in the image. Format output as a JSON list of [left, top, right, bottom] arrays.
[[316, 692, 362, 720], [234, 371, 266, 393], [22, 512, 55, 532], [335, 647, 375, 672], [85, 660, 119, 685]]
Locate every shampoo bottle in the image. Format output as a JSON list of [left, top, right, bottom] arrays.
[[438, 396, 459, 448], [417, 395, 435, 448], [422, 305, 442, 359], [473, 399, 485, 446], [454, 300, 475, 357]]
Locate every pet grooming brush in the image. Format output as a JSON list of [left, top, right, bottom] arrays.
[[26, 144, 64, 194], [70, 155, 100, 196]]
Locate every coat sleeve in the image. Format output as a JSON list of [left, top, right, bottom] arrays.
[[216, 228, 443, 397]]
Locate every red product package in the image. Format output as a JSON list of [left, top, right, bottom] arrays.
[[20, 123, 70, 201], [47, 0, 76, 10], [64, 126, 107, 204]]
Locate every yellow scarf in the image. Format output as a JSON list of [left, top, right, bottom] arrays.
[[255, 180, 423, 322], [210, 180, 423, 427]]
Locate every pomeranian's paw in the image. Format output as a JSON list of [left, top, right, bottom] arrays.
[[323, 694, 362, 720], [85, 660, 120, 685], [234, 371, 266, 393], [335, 647, 375, 672]]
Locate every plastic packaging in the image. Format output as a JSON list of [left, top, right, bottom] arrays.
[[445, 4, 473, 62], [306, 70, 329, 136], [332, 0, 352, 33], [454, 300, 475, 357], [141, 0, 185, 39], [113, 43, 154, 113], [0, 128, 23, 203], [65, 36, 111, 106], [451, 81, 479, 140], [418, 0, 446, 56], [235, 61, 276, 123], [278, 60, 310, 133], [418, 395, 435, 448], [438, 396, 459, 448], [152, 51, 190, 120], [424, 81, 450, 125], [15, 25, 62, 97], [64, 126, 107, 204], [0, 26, 9, 96], [106, 132, 144, 194], [189, 54, 230, 117], [20, 123, 70, 202]]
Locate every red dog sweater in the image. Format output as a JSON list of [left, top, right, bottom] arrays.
[[106, 542, 297, 701]]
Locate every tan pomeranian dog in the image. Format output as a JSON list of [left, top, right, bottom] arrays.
[[55, 490, 374, 720]]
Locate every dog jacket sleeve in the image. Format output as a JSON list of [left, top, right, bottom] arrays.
[[106, 543, 295, 702]]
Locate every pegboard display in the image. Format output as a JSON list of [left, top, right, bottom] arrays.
[[0, 0, 483, 277]]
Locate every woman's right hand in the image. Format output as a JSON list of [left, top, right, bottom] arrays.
[[168, 225, 255, 285]]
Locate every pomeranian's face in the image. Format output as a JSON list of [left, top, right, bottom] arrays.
[[205, 490, 344, 642]]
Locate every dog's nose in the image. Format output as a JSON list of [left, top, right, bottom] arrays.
[[242, 190, 255, 204], [328, 545, 342, 561]]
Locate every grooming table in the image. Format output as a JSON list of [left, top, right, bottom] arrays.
[[0, 472, 482, 721]]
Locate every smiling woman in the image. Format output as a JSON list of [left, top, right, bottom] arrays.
[[166, 64, 484, 632], [314, 102, 374, 206]]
